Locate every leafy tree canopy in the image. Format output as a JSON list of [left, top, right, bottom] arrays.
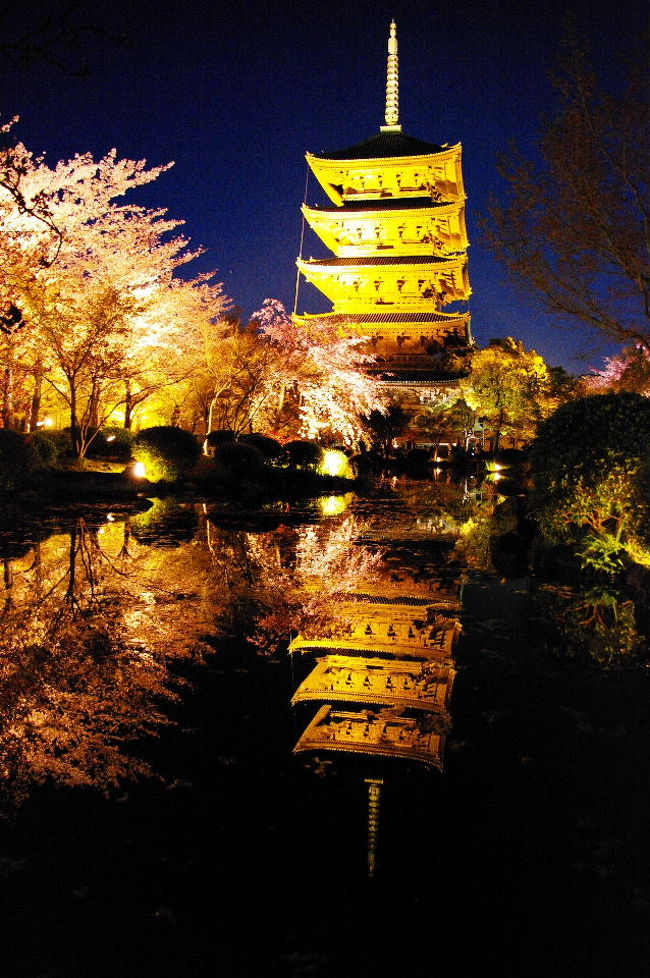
[[530, 392, 650, 571]]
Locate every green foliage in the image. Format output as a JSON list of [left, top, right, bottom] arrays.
[[37, 429, 72, 459], [27, 431, 60, 466], [285, 440, 323, 470], [459, 339, 557, 449], [530, 394, 650, 573], [132, 426, 200, 482], [533, 585, 648, 668], [0, 430, 39, 488], [530, 393, 650, 489], [87, 427, 135, 461]]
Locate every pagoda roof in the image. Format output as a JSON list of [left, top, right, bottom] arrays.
[[374, 370, 470, 384], [300, 255, 462, 268], [330, 197, 451, 213], [293, 705, 447, 768], [311, 129, 448, 162], [299, 311, 469, 325], [291, 655, 456, 713]]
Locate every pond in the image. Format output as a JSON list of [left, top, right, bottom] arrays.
[[0, 478, 647, 978]]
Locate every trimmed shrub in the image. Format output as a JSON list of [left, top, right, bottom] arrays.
[[285, 440, 323, 470], [87, 427, 135, 461], [0, 430, 38, 488], [132, 426, 201, 481], [240, 433, 286, 465], [27, 431, 60, 466], [204, 429, 236, 457], [36, 429, 72, 458], [215, 440, 264, 475], [530, 393, 650, 499]]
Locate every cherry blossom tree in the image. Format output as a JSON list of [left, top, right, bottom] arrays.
[[197, 300, 388, 445], [582, 344, 650, 397], [248, 299, 388, 444], [0, 513, 217, 804], [0, 133, 229, 450]]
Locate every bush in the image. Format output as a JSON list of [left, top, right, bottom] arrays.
[[530, 393, 650, 495], [0, 430, 38, 488], [87, 427, 135, 461], [27, 430, 60, 466], [530, 393, 650, 572], [240, 432, 286, 464], [204, 430, 236, 457], [36, 429, 72, 459], [285, 440, 323, 470], [132, 426, 201, 481], [215, 441, 264, 475]]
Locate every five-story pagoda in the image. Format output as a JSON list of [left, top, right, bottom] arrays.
[[295, 21, 472, 402]]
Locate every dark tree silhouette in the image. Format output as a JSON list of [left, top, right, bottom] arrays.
[[486, 30, 650, 350]]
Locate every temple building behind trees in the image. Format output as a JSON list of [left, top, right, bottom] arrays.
[[295, 21, 473, 418]]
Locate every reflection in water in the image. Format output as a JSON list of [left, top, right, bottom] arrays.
[[0, 476, 645, 975], [317, 492, 354, 517], [531, 581, 648, 666], [296, 704, 450, 767], [285, 478, 465, 875], [0, 508, 215, 803]]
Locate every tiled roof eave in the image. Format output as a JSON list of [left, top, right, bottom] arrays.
[[375, 376, 467, 386], [308, 131, 459, 162], [295, 311, 470, 324], [299, 255, 465, 268], [304, 198, 456, 214]]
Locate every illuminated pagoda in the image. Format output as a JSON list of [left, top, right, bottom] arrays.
[[294, 705, 449, 769], [295, 20, 472, 402], [291, 592, 460, 769], [291, 654, 455, 713]]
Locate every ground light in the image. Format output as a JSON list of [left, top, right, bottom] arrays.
[[124, 461, 147, 479], [319, 449, 353, 479]]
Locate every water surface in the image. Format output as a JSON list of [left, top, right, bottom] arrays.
[[0, 480, 646, 977]]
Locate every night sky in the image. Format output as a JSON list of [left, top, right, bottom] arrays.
[[2, 0, 646, 372]]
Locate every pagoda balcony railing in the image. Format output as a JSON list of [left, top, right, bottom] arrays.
[[332, 294, 467, 312]]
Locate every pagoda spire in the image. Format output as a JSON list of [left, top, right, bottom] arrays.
[[382, 20, 401, 131], [365, 777, 383, 878]]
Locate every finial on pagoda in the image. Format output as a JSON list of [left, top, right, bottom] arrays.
[[381, 20, 402, 132]]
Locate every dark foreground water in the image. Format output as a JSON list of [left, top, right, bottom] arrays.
[[0, 480, 647, 977]]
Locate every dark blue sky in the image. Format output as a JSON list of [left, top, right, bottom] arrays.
[[2, 0, 645, 371]]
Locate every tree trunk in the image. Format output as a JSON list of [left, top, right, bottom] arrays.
[[494, 408, 504, 453], [124, 380, 133, 430], [89, 381, 102, 429], [2, 365, 14, 429], [69, 387, 83, 458], [28, 370, 43, 432]]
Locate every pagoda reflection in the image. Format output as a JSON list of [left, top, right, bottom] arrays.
[[290, 562, 460, 771], [289, 529, 462, 877]]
